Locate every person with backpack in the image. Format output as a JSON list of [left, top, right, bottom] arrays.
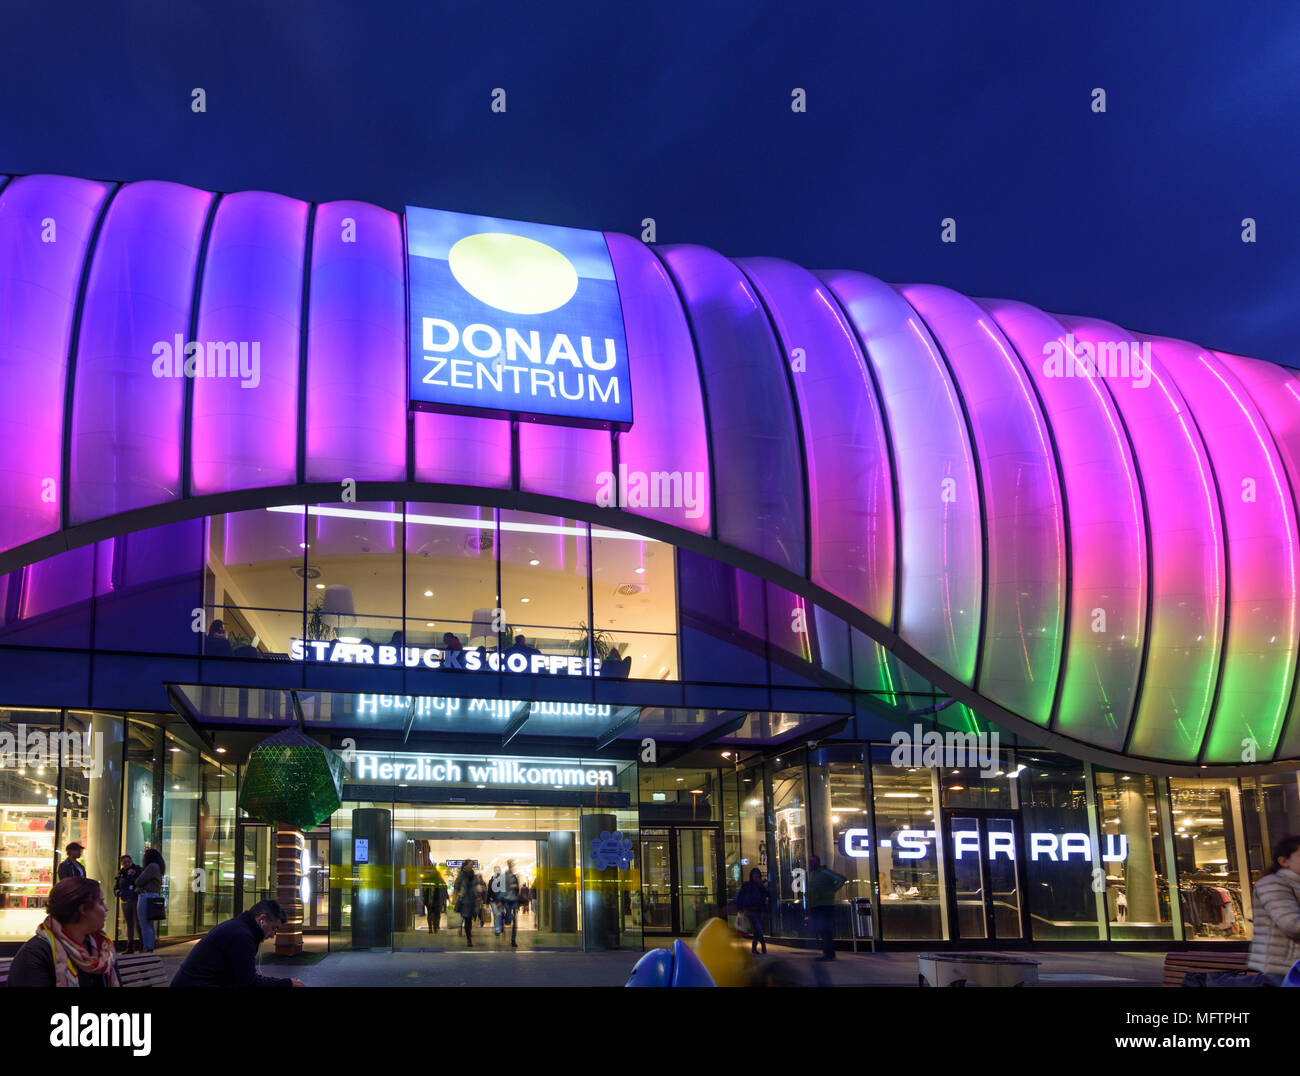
[[805, 855, 848, 962], [736, 868, 771, 955]]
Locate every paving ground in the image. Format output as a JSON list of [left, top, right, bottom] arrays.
[[152, 935, 1168, 987]]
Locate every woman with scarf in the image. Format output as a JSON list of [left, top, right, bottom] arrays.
[[7, 877, 119, 987]]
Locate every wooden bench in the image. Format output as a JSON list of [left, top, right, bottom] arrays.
[[1162, 950, 1250, 987], [0, 952, 169, 987]]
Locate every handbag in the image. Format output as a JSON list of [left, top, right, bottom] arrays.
[[144, 895, 166, 920], [736, 911, 749, 934]]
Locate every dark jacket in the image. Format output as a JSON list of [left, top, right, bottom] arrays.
[[135, 862, 163, 894], [57, 858, 86, 881], [737, 879, 770, 914], [453, 870, 480, 916], [169, 911, 292, 988], [7, 929, 109, 988], [114, 864, 141, 901]]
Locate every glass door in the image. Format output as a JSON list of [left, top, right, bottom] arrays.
[[676, 828, 719, 934], [945, 814, 1025, 941], [640, 828, 674, 934]]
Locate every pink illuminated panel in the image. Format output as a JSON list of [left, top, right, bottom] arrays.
[[657, 244, 804, 573], [0, 175, 110, 552], [820, 270, 981, 685], [1214, 351, 1300, 761], [603, 233, 710, 535], [1061, 317, 1224, 762], [739, 257, 895, 623], [306, 202, 406, 482], [900, 284, 1064, 725], [192, 191, 308, 495], [981, 299, 1146, 749], [70, 181, 213, 523], [1156, 339, 1297, 764]]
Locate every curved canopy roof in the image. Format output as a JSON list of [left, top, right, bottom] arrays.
[[2, 172, 1299, 772]]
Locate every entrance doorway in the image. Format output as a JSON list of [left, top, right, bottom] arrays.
[[640, 824, 723, 936], [943, 814, 1027, 941]]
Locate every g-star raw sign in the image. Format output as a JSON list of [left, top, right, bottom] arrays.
[[842, 828, 1129, 862], [347, 752, 617, 790], [406, 205, 633, 429]]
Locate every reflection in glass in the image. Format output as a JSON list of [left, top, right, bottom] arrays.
[[1094, 771, 1173, 940], [1170, 777, 1249, 940], [871, 752, 943, 940]]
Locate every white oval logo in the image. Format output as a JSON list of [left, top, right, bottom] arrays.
[[448, 232, 578, 315]]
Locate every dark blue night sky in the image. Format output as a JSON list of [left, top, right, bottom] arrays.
[[1, 0, 1295, 364]]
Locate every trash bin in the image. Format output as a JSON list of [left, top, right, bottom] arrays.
[[917, 952, 1040, 987], [851, 898, 874, 953]]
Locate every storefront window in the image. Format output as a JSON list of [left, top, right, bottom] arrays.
[[0, 709, 61, 942], [158, 730, 201, 937], [1169, 777, 1250, 941], [196, 753, 237, 931], [404, 502, 496, 648], [871, 749, 943, 940], [639, 767, 719, 822], [591, 530, 677, 680], [737, 763, 769, 895], [59, 712, 123, 929], [1019, 752, 1101, 941], [205, 504, 307, 657], [499, 509, 589, 662], [1241, 772, 1300, 883], [307, 501, 405, 649], [1093, 771, 1173, 940], [770, 755, 806, 937]]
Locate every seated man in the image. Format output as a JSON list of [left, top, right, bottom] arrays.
[[170, 900, 304, 988]]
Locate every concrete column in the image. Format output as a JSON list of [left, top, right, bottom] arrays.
[[1119, 785, 1158, 921]]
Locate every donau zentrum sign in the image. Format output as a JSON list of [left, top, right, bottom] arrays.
[[405, 205, 633, 429]]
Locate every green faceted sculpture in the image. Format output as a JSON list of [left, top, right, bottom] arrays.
[[238, 728, 345, 830]]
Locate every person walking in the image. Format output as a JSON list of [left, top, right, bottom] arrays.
[[476, 872, 490, 926], [170, 900, 304, 987], [1246, 835, 1300, 985], [113, 855, 142, 952], [500, 859, 521, 948], [424, 863, 448, 935], [454, 863, 480, 947], [57, 842, 86, 881], [805, 855, 848, 962], [736, 867, 770, 955], [488, 865, 506, 936], [7, 877, 119, 987], [135, 848, 165, 953]]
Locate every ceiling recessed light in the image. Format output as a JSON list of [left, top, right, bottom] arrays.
[[315, 582, 325, 590], [529, 559, 540, 566], [299, 542, 309, 549], [215, 746, 226, 753], [425, 622, 434, 627], [520, 597, 530, 603], [424, 590, 433, 597], [635, 567, 645, 574]]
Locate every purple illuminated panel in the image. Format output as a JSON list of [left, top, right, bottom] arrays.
[[1157, 339, 1297, 764], [603, 233, 710, 535], [0, 175, 110, 553], [413, 411, 511, 488], [69, 181, 213, 523], [519, 423, 611, 503], [901, 284, 1063, 725], [738, 257, 894, 623], [657, 245, 804, 574], [191, 191, 308, 495], [306, 202, 406, 482], [1061, 317, 1224, 762], [1213, 351, 1300, 761], [981, 298, 1146, 749], [821, 271, 980, 685]]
